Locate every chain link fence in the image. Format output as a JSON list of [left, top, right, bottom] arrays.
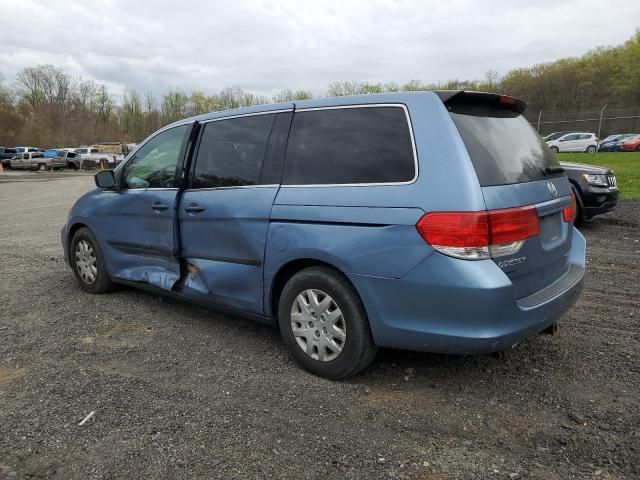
[[525, 105, 640, 139]]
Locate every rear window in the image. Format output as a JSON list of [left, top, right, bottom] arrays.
[[449, 103, 560, 186], [283, 106, 415, 185]]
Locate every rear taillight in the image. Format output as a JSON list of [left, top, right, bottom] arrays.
[[499, 95, 517, 105], [416, 206, 540, 260], [563, 194, 577, 223]]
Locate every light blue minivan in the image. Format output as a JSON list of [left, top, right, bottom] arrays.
[[62, 91, 585, 378]]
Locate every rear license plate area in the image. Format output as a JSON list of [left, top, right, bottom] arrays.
[[539, 212, 561, 243]]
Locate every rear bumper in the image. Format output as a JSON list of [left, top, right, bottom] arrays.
[[349, 229, 586, 355]]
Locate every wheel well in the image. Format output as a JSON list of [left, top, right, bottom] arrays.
[[270, 259, 352, 319], [568, 180, 584, 207], [67, 222, 88, 250]]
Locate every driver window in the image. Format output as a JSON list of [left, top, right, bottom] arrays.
[[123, 124, 188, 189]]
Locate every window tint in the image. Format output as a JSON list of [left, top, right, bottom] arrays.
[[123, 124, 187, 189], [283, 107, 415, 185], [563, 134, 579, 141], [449, 103, 561, 186], [192, 114, 275, 188], [579, 134, 592, 140]]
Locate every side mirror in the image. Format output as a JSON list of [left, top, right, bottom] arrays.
[[95, 170, 116, 189]]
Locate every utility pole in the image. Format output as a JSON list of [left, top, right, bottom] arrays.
[[537, 110, 543, 133], [597, 104, 608, 153]]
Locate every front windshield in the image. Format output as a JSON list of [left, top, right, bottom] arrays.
[[44, 150, 62, 158]]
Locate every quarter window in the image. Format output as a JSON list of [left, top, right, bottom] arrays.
[[282, 106, 415, 185], [123, 125, 188, 189], [191, 114, 275, 188]]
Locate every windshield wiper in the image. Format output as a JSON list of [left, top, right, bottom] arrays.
[[543, 166, 564, 175]]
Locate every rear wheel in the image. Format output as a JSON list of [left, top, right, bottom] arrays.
[[37, 163, 47, 171], [586, 145, 596, 153], [550, 146, 559, 154], [70, 227, 115, 293], [278, 266, 377, 379]]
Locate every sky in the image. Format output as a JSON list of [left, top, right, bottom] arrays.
[[0, 0, 638, 98]]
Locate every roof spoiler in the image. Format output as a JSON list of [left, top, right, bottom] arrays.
[[435, 90, 527, 114]]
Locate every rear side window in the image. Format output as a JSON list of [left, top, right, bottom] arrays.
[[449, 103, 561, 186], [192, 114, 275, 188], [283, 106, 415, 185]]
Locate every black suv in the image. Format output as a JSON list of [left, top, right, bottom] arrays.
[[0, 147, 18, 168], [560, 162, 618, 224]]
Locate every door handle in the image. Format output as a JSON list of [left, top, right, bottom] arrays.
[[184, 204, 206, 213], [151, 202, 169, 211]]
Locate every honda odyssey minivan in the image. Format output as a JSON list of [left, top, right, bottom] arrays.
[[61, 91, 586, 379]]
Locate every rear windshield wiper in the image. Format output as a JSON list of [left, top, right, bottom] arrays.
[[543, 166, 564, 175]]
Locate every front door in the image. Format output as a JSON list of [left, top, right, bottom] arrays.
[[14, 153, 27, 169], [560, 133, 580, 152], [96, 123, 191, 290], [178, 111, 292, 314]]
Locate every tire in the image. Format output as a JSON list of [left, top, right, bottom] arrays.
[[571, 186, 584, 227], [278, 266, 377, 379], [70, 227, 115, 294], [37, 163, 47, 171], [586, 145, 596, 153], [550, 146, 559, 154]]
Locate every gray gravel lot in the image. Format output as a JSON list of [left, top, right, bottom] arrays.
[[0, 171, 638, 479]]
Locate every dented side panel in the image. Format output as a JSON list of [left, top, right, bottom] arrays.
[[88, 189, 181, 290]]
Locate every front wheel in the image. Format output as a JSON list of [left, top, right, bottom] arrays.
[[70, 227, 115, 293], [278, 266, 377, 379], [586, 145, 596, 153], [571, 186, 584, 227], [550, 146, 559, 154]]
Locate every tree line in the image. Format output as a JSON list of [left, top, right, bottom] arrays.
[[1, 31, 638, 148]]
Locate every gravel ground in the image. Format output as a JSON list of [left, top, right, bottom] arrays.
[[0, 172, 638, 480]]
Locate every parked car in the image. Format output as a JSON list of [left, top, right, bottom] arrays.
[[546, 132, 598, 153], [75, 147, 117, 169], [10, 152, 47, 170], [543, 131, 570, 142], [622, 134, 640, 151], [61, 91, 585, 379], [42, 149, 81, 169], [560, 162, 618, 224], [14, 146, 40, 154], [0, 147, 18, 168], [598, 133, 637, 152]]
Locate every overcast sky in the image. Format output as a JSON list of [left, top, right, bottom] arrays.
[[0, 0, 638, 98]]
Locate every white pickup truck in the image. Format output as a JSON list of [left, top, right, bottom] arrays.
[[74, 147, 122, 168]]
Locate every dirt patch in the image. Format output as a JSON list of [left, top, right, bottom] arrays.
[[0, 367, 25, 385], [98, 319, 153, 338]]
